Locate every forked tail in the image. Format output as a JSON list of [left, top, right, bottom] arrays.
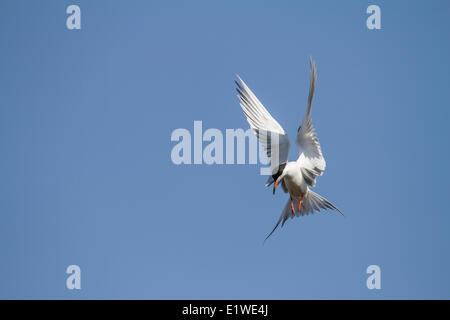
[[264, 189, 344, 242]]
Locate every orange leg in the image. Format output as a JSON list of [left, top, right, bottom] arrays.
[[298, 194, 305, 212], [290, 197, 295, 215]]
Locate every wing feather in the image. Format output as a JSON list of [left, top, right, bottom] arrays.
[[236, 76, 290, 173], [296, 57, 326, 186]]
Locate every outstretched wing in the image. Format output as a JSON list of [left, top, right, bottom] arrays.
[[236, 75, 290, 174], [295, 57, 326, 187]]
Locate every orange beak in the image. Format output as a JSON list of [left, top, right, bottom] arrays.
[[273, 180, 279, 194]]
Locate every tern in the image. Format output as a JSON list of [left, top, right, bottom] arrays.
[[235, 57, 344, 241]]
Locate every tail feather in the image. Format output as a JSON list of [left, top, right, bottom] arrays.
[[307, 190, 345, 217], [264, 200, 290, 243], [264, 189, 344, 241]]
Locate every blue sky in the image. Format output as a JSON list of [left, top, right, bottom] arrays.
[[0, 0, 449, 299]]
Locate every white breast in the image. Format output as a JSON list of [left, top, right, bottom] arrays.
[[283, 162, 307, 198]]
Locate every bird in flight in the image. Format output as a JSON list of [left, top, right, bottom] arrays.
[[235, 57, 344, 241]]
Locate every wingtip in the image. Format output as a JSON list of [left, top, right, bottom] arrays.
[[309, 56, 316, 71], [235, 75, 245, 89]]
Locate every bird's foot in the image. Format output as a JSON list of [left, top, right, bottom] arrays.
[[290, 197, 295, 216]]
